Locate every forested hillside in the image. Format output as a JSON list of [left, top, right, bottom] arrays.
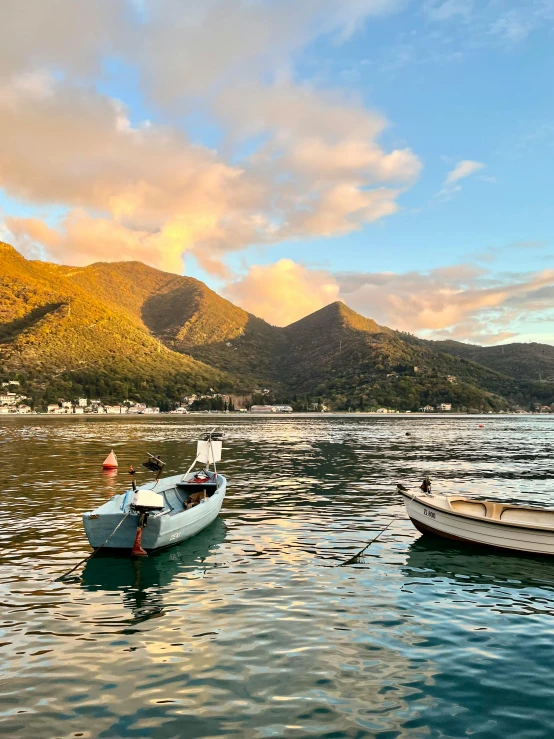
[[426, 339, 554, 382], [1, 243, 554, 412], [63, 260, 283, 384], [0, 243, 232, 409]]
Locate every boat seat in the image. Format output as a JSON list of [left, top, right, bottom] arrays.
[[500, 507, 554, 527], [449, 500, 487, 518], [177, 482, 218, 496]]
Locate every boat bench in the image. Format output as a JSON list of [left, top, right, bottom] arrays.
[[449, 498, 554, 526], [177, 482, 218, 497]]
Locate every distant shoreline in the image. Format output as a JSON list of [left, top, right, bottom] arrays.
[[0, 412, 550, 420]]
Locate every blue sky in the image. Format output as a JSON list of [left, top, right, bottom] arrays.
[[0, 0, 553, 342]]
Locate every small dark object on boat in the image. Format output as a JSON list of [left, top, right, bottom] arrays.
[[397, 483, 409, 492], [420, 477, 432, 494], [185, 490, 208, 509], [142, 454, 164, 473]]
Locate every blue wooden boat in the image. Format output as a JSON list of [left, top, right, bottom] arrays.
[[83, 431, 227, 555]]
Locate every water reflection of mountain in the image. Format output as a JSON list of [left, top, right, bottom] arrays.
[[81, 518, 226, 619], [403, 537, 554, 592]]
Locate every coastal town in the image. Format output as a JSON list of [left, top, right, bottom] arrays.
[[2, 378, 553, 416], [0, 380, 297, 415]]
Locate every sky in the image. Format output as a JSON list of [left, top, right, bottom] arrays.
[[0, 0, 553, 344]]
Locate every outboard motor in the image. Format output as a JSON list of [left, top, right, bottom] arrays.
[[130, 483, 164, 557]]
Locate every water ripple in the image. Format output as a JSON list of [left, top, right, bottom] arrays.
[[1, 415, 554, 738]]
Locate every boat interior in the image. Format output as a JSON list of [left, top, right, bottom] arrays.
[[146, 484, 216, 516], [177, 482, 219, 496], [179, 469, 221, 496], [419, 494, 554, 527]]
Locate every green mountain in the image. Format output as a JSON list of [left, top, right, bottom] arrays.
[[0, 243, 232, 409], [1, 242, 553, 412], [425, 339, 554, 382], [62, 260, 282, 384], [280, 302, 544, 411]]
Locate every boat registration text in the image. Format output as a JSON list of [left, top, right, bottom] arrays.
[[423, 508, 436, 520]]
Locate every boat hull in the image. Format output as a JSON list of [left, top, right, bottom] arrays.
[[401, 492, 554, 556], [83, 474, 226, 552]]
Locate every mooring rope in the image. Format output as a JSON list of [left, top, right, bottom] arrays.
[[339, 515, 400, 566], [55, 512, 132, 582]]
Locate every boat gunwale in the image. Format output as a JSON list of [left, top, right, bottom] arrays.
[[399, 491, 554, 534]]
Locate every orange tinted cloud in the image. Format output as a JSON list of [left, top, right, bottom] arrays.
[[223, 259, 340, 326], [226, 259, 554, 340], [337, 266, 554, 342], [0, 1, 419, 275]]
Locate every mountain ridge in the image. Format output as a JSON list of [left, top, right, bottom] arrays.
[[1, 243, 553, 412]]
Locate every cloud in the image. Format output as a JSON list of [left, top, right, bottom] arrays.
[[336, 264, 554, 342], [470, 239, 547, 265], [490, 10, 533, 44], [0, 1, 127, 79], [444, 159, 485, 184], [0, 1, 420, 274], [136, 0, 404, 106], [424, 0, 474, 22], [221, 257, 554, 342], [223, 259, 340, 326], [435, 159, 485, 200]]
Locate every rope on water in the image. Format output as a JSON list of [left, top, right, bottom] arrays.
[[55, 512, 132, 582], [339, 516, 400, 567]]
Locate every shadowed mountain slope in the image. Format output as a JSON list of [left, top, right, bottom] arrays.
[[426, 340, 554, 382], [62, 260, 283, 382], [280, 302, 552, 410]]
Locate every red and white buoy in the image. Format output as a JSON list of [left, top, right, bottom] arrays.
[[102, 450, 118, 469]]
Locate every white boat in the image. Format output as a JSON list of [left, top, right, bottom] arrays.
[[83, 430, 227, 555], [399, 484, 554, 556]]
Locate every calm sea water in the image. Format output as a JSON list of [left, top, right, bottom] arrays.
[[2, 415, 554, 739]]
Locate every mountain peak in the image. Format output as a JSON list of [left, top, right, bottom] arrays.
[[285, 299, 383, 334]]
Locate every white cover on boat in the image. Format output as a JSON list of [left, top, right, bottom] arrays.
[[197, 439, 222, 464], [134, 490, 164, 510]]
